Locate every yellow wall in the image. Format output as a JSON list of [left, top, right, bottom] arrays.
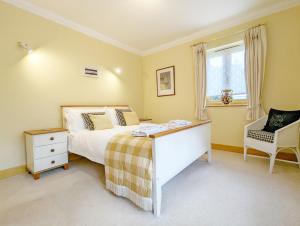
[[142, 6, 300, 147], [0, 2, 143, 170]]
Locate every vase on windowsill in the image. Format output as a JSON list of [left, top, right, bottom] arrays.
[[221, 89, 233, 105]]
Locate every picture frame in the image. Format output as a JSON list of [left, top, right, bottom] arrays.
[[156, 66, 175, 97]]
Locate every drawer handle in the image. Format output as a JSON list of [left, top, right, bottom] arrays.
[[51, 160, 55, 164], [50, 137, 54, 141], [50, 149, 55, 152]]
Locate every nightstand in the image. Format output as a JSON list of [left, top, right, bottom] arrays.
[[24, 128, 69, 180], [139, 118, 152, 123]]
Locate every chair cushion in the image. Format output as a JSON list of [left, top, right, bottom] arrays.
[[263, 108, 300, 133], [247, 130, 275, 143]]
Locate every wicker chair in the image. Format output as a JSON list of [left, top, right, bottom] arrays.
[[244, 116, 300, 173]]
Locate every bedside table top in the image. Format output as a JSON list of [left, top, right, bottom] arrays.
[[139, 118, 152, 121], [24, 128, 68, 135]]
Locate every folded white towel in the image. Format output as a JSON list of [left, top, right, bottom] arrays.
[[131, 124, 169, 137], [131, 120, 192, 137], [167, 120, 192, 128]]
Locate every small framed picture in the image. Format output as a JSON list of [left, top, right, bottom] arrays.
[[156, 66, 175, 97]]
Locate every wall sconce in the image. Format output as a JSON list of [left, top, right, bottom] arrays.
[[18, 41, 33, 54], [115, 67, 122, 75]]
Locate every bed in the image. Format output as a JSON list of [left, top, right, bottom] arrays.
[[61, 105, 212, 216]]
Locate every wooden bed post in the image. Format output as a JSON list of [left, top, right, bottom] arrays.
[[207, 125, 212, 163], [153, 179, 162, 217], [207, 148, 212, 163], [152, 140, 162, 217]]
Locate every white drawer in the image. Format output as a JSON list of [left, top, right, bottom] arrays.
[[33, 132, 67, 147], [34, 143, 67, 160], [34, 153, 68, 172]]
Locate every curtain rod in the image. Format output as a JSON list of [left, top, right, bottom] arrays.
[[191, 23, 266, 47], [214, 44, 241, 53]]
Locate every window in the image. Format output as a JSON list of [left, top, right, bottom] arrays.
[[206, 41, 247, 104]]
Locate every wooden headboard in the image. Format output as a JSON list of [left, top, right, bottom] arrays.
[[60, 104, 129, 128]]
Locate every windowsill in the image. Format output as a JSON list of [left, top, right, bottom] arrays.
[[207, 101, 247, 107]]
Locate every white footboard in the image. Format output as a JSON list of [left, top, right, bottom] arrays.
[[150, 121, 211, 216]]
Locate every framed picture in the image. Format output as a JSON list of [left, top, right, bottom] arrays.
[[156, 66, 175, 97]]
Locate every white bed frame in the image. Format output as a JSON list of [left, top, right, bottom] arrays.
[[150, 122, 211, 216], [61, 105, 212, 216]]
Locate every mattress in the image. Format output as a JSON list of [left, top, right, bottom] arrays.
[[68, 125, 142, 164]]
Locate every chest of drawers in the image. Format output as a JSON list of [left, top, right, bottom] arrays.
[[24, 128, 69, 180]]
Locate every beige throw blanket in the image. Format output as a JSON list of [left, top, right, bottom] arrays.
[[105, 132, 153, 211]]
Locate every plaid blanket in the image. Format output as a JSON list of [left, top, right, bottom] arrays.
[[104, 132, 153, 211]]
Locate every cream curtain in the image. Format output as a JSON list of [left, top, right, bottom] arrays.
[[193, 43, 208, 120], [244, 25, 267, 121]]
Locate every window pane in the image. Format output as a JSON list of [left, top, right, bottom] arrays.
[[207, 55, 223, 100], [206, 43, 247, 101]]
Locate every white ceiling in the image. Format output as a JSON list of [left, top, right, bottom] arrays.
[[5, 0, 300, 55]]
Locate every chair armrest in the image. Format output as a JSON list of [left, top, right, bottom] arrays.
[[245, 116, 268, 131], [275, 120, 300, 146], [275, 119, 300, 134]]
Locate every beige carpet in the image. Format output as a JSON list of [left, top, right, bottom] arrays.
[[0, 150, 299, 226]]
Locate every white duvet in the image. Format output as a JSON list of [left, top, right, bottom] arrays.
[[68, 125, 143, 164]]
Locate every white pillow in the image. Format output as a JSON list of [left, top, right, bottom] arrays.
[[105, 107, 134, 126], [65, 108, 106, 132], [105, 107, 120, 126]]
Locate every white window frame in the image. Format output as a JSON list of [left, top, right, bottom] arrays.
[[206, 40, 248, 107]]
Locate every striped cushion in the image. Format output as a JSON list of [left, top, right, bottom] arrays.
[[247, 130, 275, 143], [115, 109, 131, 126], [81, 112, 105, 130]]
